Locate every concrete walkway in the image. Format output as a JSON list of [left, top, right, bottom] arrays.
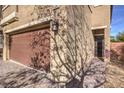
[[0, 59, 58, 88]]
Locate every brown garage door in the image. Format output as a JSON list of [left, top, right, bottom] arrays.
[[9, 28, 50, 71]]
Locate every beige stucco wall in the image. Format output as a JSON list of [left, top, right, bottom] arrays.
[[2, 5, 37, 31], [2, 6, 17, 18], [50, 5, 94, 83], [67, 5, 94, 63], [91, 5, 111, 27]]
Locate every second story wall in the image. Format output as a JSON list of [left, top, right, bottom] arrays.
[[1, 5, 68, 33], [2, 5, 16, 18], [1, 5, 37, 31], [91, 5, 111, 28]]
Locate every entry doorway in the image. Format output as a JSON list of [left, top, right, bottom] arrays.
[[92, 29, 105, 61], [95, 35, 104, 58]]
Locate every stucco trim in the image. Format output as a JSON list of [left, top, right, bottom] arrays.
[[94, 34, 104, 36], [93, 5, 102, 7], [91, 25, 107, 30], [0, 11, 18, 26], [2, 5, 9, 11], [5, 17, 52, 34]]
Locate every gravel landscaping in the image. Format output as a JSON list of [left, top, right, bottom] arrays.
[[104, 62, 124, 88]]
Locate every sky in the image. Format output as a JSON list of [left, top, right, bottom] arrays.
[[111, 5, 124, 37]]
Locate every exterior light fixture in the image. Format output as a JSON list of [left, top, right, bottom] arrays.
[[51, 20, 59, 32]]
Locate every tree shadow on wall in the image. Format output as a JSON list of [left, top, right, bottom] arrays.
[[29, 30, 50, 72]]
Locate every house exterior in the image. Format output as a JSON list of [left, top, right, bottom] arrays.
[[91, 5, 112, 62], [0, 5, 112, 82]]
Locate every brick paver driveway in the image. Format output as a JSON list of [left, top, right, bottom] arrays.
[[0, 58, 58, 88]]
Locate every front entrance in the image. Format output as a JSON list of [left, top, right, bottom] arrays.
[[92, 29, 105, 61], [9, 28, 50, 71], [95, 36, 104, 58]]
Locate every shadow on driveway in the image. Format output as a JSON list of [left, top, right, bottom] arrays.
[[0, 68, 58, 88], [0, 60, 58, 88]]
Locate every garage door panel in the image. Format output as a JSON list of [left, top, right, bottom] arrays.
[[10, 28, 50, 71]]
